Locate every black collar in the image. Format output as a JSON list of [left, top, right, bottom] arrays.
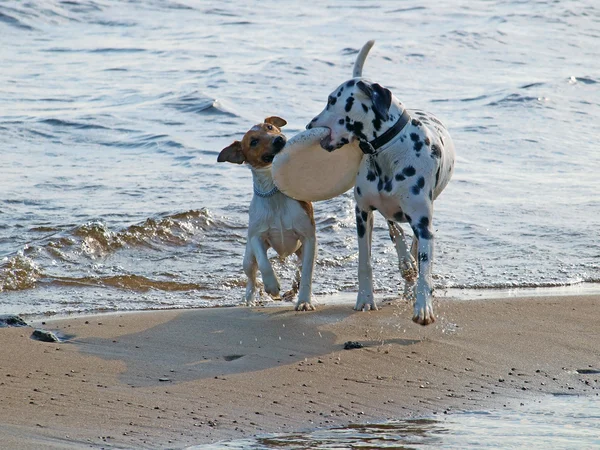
[[359, 109, 411, 154]]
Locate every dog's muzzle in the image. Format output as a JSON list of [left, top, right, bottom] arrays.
[[262, 136, 287, 163]]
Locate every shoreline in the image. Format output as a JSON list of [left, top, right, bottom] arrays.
[[1, 294, 599, 449]]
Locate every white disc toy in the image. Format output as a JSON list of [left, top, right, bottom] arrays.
[[272, 127, 363, 202]]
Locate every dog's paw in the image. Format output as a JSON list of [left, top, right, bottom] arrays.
[[263, 277, 281, 298], [412, 304, 435, 326], [400, 259, 418, 284], [295, 300, 315, 311], [354, 297, 378, 311]]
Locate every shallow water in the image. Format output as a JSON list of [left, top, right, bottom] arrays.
[[189, 395, 600, 449], [1, 0, 600, 317]]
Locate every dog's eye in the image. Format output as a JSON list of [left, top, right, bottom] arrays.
[[250, 138, 259, 147], [267, 125, 273, 131]]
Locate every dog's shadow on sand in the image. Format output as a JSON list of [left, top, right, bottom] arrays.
[[69, 306, 421, 387]]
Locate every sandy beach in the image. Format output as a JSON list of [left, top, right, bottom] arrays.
[[1, 294, 598, 449]]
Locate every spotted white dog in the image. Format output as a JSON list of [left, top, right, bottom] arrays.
[[307, 41, 455, 325]]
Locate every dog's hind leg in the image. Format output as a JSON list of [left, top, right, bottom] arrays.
[[387, 221, 418, 296], [407, 212, 436, 325], [243, 242, 258, 305], [282, 247, 302, 302]]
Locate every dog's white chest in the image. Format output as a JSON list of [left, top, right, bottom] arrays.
[[249, 195, 308, 257]]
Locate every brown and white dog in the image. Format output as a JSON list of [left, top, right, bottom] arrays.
[[217, 117, 317, 311]]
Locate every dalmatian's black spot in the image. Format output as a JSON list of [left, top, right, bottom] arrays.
[[411, 118, 422, 127], [410, 133, 419, 142], [346, 120, 368, 142], [413, 216, 433, 240], [405, 213, 412, 224], [346, 79, 356, 87], [356, 186, 362, 196], [431, 144, 441, 158], [355, 208, 367, 238], [366, 171, 377, 182], [337, 87, 344, 97], [355, 206, 360, 215], [328, 95, 337, 106], [338, 118, 345, 125], [414, 140, 424, 152], [419, 252, 429, 262], [384, 176, 393, 192], [340, 137, 349, 146], [395, 173, 405, 181], [424, 137, 431, 146], [356, 220, 366, 238], [345, 96, 355, 112], [369, 205, 377, 211], [403, 166, 416, 177], [360, 210, 368, 221], [411, 176, 425, 195], [362, 103, 369, 113], [372, 115, 382, 131], [435, 168, 441, 187], [377, 178, 383, 191], [393, 211, 404, 221], [389, 114, 395, 121], [429, 190, 433, 201]]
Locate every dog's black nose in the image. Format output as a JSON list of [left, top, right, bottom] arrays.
[[273, 135, 286, 151]]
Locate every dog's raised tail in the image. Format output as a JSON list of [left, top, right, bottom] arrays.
[[352, 40, 375, 78]]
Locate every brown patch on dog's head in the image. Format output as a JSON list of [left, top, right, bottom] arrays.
[[217, 117, 288, 168]]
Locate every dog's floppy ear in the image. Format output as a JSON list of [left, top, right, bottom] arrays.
[[357, 80, 392, 121], [217, 141, 245, 164], [264, 116, 287, 128]]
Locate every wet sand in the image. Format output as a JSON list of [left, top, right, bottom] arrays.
[[1, 295, 598, 449]]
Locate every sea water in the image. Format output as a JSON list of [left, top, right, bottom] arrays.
[[2, 1, 599, 447], [1, 0, 599, 316], [189, 395, 600, 449]]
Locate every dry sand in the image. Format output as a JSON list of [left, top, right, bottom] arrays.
[[1, 295, 599, 449]]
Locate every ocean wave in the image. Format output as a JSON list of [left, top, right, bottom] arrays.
[[40, 118, 109, 130], [0, 254, 43, 292], [568, 76, 598, 85], [0, 209, 235, 292], [71, 209, 227, 255], [165, 92, 238, 117], [50, 274, 205, 292], [487, 93, 551, 108], [0, 10, 34, 30]]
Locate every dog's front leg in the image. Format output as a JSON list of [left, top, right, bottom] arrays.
[[242, 241, 258, 305], [296, 236, 316, 311], [355, 207, 376, 311], [409, 215, 435, 325], [249, 236, 280, 298]]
